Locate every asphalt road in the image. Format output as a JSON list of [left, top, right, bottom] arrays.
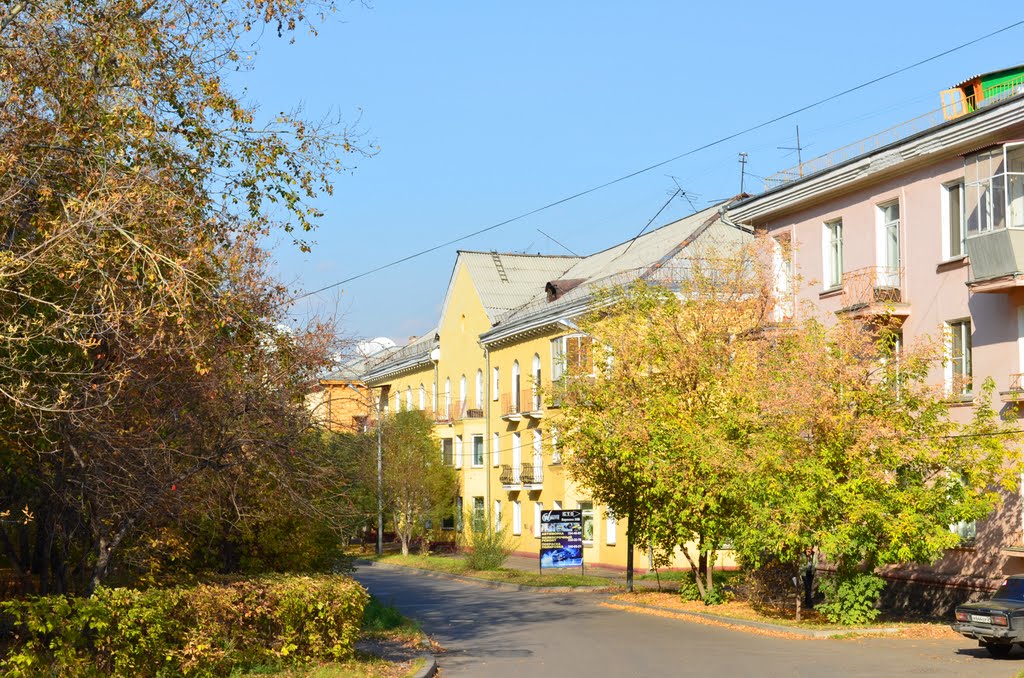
[[353, 565, 1024, 678]]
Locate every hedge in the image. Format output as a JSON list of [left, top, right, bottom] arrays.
[[0, 574, 369, 677]]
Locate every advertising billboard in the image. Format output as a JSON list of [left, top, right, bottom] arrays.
[[540, 509, 583, 570]]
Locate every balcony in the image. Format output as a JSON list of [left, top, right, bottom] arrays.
[[499, 464, 521, 490], [500, 389, 541, 421], [520, 464, 543, 490], [837, 266, 910, 320], [965, 229, 1024, 292], [1001, 373, 1024, 402], [434, 404, 455, 423], [453, 401, 484, 420]]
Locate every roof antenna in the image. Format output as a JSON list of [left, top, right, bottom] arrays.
[[667, 175, 701, 214], [777, 125, 806, 176], [536, 228, 579, 256], [738, 152, 749, 194]]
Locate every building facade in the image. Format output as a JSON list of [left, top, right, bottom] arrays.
[[728, 68, 1024, 607]]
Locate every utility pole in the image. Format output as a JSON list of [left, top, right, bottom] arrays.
[[738, 152, 749, 194]]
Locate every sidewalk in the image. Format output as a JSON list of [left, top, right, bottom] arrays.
[[502, 553, 679, 591]]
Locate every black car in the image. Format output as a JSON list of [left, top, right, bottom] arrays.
[[952, 575, 1024, 657]]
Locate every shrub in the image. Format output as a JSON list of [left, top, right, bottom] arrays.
[[459, 515, 512, 571], [816, 571, 886, 625], [676, 572, 730, 605], [0, 575, 369, 677]]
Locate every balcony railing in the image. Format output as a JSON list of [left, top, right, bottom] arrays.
[[501, 389, 539, 419], [499, 464, 520, 487], [434, 403, 455, 423], [1001, 373, 1024, 402], [456, 400, 485, 419], [521, 464, 543, 488], [838, 266, 909, 318]]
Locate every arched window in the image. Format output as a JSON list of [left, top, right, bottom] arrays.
[[459, 374, 467, 414], [444, 377, 452, 418], [532, 353, 542, 410], [419, 383, 426, 410], [475, 369, 483, 409], [406, 386, 413, 410], [512, 360, 520, 412]]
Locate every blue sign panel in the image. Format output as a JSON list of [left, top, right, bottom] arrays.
[[540, 509, 583, 569]]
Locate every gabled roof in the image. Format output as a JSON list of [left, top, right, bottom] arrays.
[[480, 203, 751, 345], [437, 251, 580, 330]]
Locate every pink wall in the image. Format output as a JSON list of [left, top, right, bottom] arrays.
[[758, 155, 1024, 584]]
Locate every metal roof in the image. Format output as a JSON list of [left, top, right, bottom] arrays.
[[450, 251, 580, 324], [360, 330, 437, 382], [481, 204, 751, 344], [953, 65, 1024, 89]]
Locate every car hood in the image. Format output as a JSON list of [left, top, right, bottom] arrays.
[[958, 599, 1024, 613]]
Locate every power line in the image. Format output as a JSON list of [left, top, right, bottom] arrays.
[[619, 188, 680, 258], [292, 19, 1024, 304], [536, 229, 579, 257]]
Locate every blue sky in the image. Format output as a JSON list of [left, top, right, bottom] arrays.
[[233, 2, 1024, 344]]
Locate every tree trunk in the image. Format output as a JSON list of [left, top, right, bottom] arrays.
[[625, 507, 634, 593]]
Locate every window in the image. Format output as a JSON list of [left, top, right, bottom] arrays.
[[550, 427, 560, 464], [454, 435, 463, 469], [492, 366, 500, 401], [475, 369, 483, 409], [381, 389, 389, 414], [951, 519, 977, 544], [432, 384, 437, 413], [606, 509, 617, 545], [948, 319, 973, 395], [406, 386, 412, 410], [472, 435, 484, 467], [444, 377, 451, 416], [442, 496, 460, 531], [459, 374, 466, 414], [943, 180, 966, 259], [532, 429, 543, 471], [512, 500, 522, 535], [511, 432, 521, 482], [823, 219, 843, 289], [553, 500, 562, 510], [552, 334, 593, 382], [456, 496, 464, 531], [533, 502, 543, 538], [580, 501, 594, 544], [492, 432, 500, 468], [419, 383, 426, 411], [441, 439, 453, 466], [494, 500, 502, 530], [395, 391, 401, 412], [472, 497, 485, 533], [532, 353, 542, 410], [512, 360, 521, 411]]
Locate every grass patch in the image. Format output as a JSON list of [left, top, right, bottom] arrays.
[[235, 656, 423, 677], [373, 554, 612, 587], [611, 591, 957, 638], [361, 596, 421, 638]]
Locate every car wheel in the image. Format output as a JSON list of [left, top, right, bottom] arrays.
[[985, 643, 1013, 658]]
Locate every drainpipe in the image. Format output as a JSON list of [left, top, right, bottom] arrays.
[[483, 344, 492, 531]]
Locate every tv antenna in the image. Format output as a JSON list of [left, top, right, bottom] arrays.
[[738, 152, 749, 194], [778, 125, 807, 176]]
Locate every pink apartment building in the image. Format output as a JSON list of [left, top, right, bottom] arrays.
[[728, 68, 1024, 613]]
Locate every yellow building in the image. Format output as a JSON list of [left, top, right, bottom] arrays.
[[362, 203, 751, 570]]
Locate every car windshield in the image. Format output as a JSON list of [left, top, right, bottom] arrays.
[[992, 578, 1024, 601]]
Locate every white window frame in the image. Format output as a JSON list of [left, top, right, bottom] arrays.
[[406, 386, 412, 410], [455, 434, 463, 469], [512, 500, 522, 535], [475, 369, 483, 409], [606, 510, 617, 545], [579, 501, 594, 545], [533, 501, 543, 538], [946, 319, 973, 396], [471, 434, 484, 468], [532, 353, 542, 410], [494, 500, 502, 531], [942, 180, 966, 260], [553, 500, 562, 510], [533, 429, 543, 470], [822, 219, 843, 290], [419, 383, 425, 411], [876, 200, 901, 271], [459, 374, 466, 414], [550, 427, 560, 465], [492, 432, 501, 468], [552, 333, 594, 382], [492, 366, 500, 401], [511, 432, 521, 482], [444, 377, 451, 416]]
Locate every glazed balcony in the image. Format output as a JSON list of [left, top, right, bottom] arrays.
[[837, 266, 910, 320]]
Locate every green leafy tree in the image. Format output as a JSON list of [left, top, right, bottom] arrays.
[[380, 410, 458, 556]]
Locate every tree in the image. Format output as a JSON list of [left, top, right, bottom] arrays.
[[558, 242, 768, 597], [0, 0, 368, 593], [380, 410, 458, 557], [732, 317, 1020, 620]]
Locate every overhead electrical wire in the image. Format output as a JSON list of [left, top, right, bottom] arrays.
[[291, 19, 1024, 305]]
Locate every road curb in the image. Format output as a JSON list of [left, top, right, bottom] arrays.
[[409, 652, 437, 678], [611, 600, 901, 638], [355, 558, 618, 593]]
